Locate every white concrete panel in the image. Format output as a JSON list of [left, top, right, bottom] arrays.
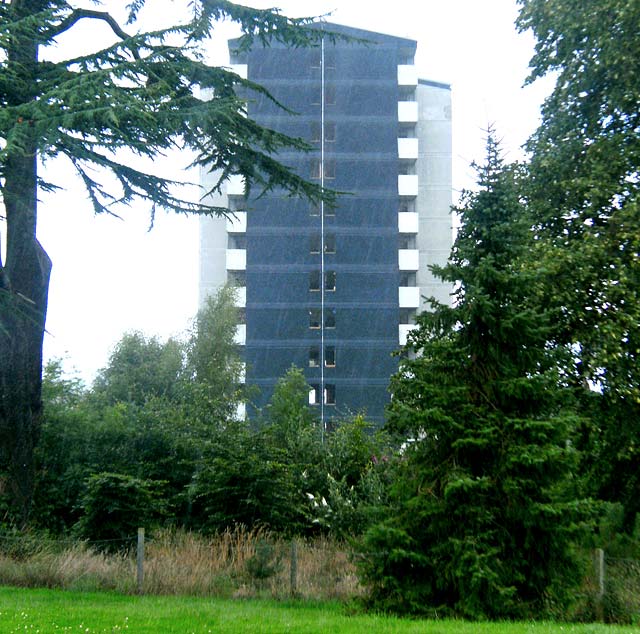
[[235, 402, 246, 420], [399, 249, 420, 270], [399, 324, 418, 346], [398, 137, 419, 159], [399, 286, 420, 308], [398, 212, 419, 233], [227, 174, 245, 196], [398, 101, 419, 123], [398, 175, 419, 196], [397, 65, 418, 86], [229, 64, 248, 79], [226, 211, 247, 233], [234, 324, 246, 345], [226, 249, 246, 270]]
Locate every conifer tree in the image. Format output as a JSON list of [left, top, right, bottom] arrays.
[[358, 132, 589, 619], [0, 1, 333, 524]]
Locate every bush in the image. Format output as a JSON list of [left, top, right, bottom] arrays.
[[74, 472, 165, 551]]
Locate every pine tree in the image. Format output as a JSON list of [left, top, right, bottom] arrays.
[[0, 1, 334, 525], [358, 132, 589, 619]]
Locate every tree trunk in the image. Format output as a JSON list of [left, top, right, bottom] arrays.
[[0, 149, 51, 526], [0, 2, 51, 526]]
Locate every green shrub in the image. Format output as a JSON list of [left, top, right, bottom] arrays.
[[74, 472, 165, 551]]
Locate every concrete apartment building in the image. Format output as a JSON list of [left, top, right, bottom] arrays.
[[199, 23, 452, 427]]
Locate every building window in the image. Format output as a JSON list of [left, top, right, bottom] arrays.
[[400, 308, 417, 325], [228, 196, 246, 213], [311, 122, 335, 143], [324, 346, 335, 367], [398, 125, 416, 139], [309, 308, 321, 329], [324, 384, 336, 405], [400, 271, 417, 286], [237, 308, 246, 325], [227, 270, 246, 286], [308, 384, 320, 405], [324, 159, 335, 179], [325, 308, 336, 328], [399, 200, 416, 213], [324, 234, 336, 254], [399, 86, 416, 101], [311, 159, 335, 180], [310, 202, 321, 216], [324, 51, 336, 70], [324, 204, 335, 218], [309, 347, 320, 368], [325, 85, 336, 105], [324, 122, 336, 142], [399, 234, 417, 249], [309, 271, 321, 292], [310, 234, 321, 254], [228, 234, 246, 249], [310, 122, 321, 143], [324, 271, 336, 292]]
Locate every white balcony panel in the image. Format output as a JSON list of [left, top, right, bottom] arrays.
[[234, 286, 246, 308], [399, 249, 420, 271], [398, 137, 419, 159], [235, 402, 246, 420], [399, 286, 421, 308], [398, 101, 419, 123], [234, 324, 246, 345], [229, 64, 248, 79], [226, 174, 245, 196], [397, 64, 418, 86], [226, 211, 247, 233], [398, 175, 419, 196], [398, 212, 419, 233], [399, 324, 419, 346], [226, 249, 246, 270], [239, 363, 246, 383]]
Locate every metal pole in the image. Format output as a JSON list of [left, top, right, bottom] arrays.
[[320, 30, 326, 441]]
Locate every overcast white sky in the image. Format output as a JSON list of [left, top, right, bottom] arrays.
[[33, 0, 553, 383]]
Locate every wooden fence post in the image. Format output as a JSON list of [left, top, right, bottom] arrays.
[[595, 547, 605, 621], [290, 539, 298, 597], [137, 527, 145, 595]]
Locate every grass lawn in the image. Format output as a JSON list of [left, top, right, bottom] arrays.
[[0, 586, 636, 634]]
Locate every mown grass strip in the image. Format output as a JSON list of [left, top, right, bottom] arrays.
[[0, 586, 636, 634]]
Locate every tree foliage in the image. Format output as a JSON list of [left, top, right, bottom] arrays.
[[183, 285, 245, 423], [358, 134, 590, 619], [517, 0, 640, 533], [92, 332, 183, 406], [0, 0, 335, 524]]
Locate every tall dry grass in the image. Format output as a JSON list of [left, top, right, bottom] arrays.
[[0, 527, 363, 600]]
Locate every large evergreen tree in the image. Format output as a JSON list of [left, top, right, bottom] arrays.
[[0, 1, 333, 524], [517, 0, 640, 533], [358, 134, 588, 619]]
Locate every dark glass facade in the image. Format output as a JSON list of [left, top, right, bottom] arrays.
[[233, 26, 418, 426]]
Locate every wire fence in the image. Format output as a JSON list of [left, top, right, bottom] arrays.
[[599, 553, 640, 623], [1, 530, 639, 621], [0, 527, 361, 600]]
